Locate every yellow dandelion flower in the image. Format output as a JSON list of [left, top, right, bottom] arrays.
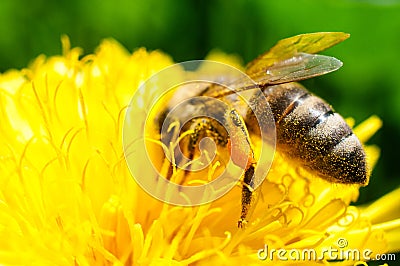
[[0, 36, 399, 266]]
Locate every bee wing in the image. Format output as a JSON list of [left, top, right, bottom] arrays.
[[246, 32, 349, 75], [249, 52, 343, 85], [200, 32, 349, 98], [202, 53, 343, 98]]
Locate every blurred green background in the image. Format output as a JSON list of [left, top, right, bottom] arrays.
[[1, 0, 399, 204]]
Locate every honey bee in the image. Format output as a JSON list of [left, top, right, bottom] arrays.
[[156, 32, 368, 228]]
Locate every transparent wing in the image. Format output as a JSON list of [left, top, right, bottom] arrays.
[[246, 32, 349, 75], [249, 53, 342, 85], [200, 32, 349, 98], [202, 53, 343, 98]]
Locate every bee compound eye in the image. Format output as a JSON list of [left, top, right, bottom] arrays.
[[229, 109, 242, 127]]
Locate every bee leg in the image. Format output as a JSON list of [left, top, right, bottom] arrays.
[[175, 122, 203, 184], [182, 126, 200, 179], [180, 120, 222, 182], [238, 162, 256, 228], [226, 109, 257, 228], [163, 122, 201, 182]]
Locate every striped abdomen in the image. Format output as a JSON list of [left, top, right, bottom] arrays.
[[247, 83, 368, 185]]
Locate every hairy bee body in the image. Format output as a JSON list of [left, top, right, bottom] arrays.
[[154, 32, 370, 227], [246, 82, 368, 185]]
